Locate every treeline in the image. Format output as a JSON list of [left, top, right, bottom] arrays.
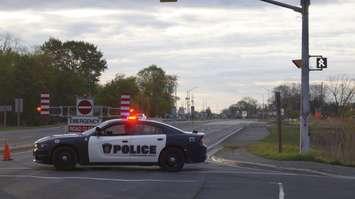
[[222, 75, 355, 119], [0, 35, 177, 126]]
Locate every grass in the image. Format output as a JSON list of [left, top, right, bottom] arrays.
[[248, 124, 317, 161], [247, 122, 353, 166]]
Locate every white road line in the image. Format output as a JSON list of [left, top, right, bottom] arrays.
[[13, 150, 32, 155], [0, 174, 197, 183], [195, 170, 326, 178], [209, 156, 286, 172], [278, 182, 285, 199], [207, 127, 244, 151]]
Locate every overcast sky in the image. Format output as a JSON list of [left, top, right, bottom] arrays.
[[0, 0, 354, 112]]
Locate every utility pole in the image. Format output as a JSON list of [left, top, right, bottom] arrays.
[[260, 0, 311, 153], [300, 0, 311, 153], [275, 91, 282, 153], [161, 0, 312, 153]]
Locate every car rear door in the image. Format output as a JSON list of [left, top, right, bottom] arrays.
[[127, 122, 166, 163]]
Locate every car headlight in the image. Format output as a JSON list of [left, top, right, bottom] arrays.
[[34, 143, 47, 149]]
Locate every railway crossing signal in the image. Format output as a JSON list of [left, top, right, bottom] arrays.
[[120, 94, 131, 118], [40, 93, 50, 115]]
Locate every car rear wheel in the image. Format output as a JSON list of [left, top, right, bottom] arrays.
[[52, 146, 77, 170], [159, 148, 184, 172]]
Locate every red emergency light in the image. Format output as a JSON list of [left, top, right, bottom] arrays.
[[127, 115, 138, 120]]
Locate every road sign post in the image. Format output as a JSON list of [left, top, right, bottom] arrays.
[[275, 92, 282, 153], [14, 98, 23, 127], [0, 106, 12, 128], [4, 111, 7, 128]]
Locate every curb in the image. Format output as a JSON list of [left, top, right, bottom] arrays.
[[210, 151, 355, 180]]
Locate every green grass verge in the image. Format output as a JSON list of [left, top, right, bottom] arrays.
[[247, 123, 351, 166]]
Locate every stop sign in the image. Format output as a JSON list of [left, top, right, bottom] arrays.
[[77, 99, 93, 116]]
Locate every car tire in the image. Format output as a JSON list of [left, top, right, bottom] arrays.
[[52, 146, 77, 170], [159, 147, 184, 172]]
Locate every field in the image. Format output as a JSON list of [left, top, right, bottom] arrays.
[[248, 118, 355, 166]]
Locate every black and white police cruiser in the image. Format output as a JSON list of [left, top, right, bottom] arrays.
[[33, 117, 207, 172]]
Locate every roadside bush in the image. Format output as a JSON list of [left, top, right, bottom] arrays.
[[311, 118, 355, 165]]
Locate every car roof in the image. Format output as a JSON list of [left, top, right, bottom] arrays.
[[98, 119, 183, 133]]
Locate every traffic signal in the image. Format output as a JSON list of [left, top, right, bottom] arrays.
[[36, 106, 42, 113], [292, 59, 303, 69]]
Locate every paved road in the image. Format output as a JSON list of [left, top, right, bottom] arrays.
[[0, 126, 65, 148], [0, 120, 354, 199]]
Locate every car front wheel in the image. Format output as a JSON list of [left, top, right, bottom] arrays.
[[159, 148, 184, 172], [52, 146, 77, 170]]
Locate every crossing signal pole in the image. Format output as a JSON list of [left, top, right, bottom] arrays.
[[161, 0, 313, 153], [260, 0, 311, 153]]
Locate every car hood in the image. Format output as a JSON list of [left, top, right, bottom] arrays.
[[35, 133, 82, 143]]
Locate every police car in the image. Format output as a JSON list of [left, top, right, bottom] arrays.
[[33, 118, 207, 172]]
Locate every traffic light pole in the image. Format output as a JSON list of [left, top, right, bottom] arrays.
[[162, 0, 312, 153], [300, 0, 311, 153], [256, 0, 311, 153]]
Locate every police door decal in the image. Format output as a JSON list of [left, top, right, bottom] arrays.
[[102, 144, 157, 156], [88, 135, 166, 163], [102, 143, 112, 154]]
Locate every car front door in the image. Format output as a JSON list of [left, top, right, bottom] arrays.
[[88, 122, 133, 163]]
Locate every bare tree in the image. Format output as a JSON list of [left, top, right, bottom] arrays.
[[0, 33, 26, 54], [326, 75, 355, 117], [310, 82, 326, 112]]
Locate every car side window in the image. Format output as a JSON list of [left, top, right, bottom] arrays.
[[102, 124, 126, 136], [126, 124, 163, 135]]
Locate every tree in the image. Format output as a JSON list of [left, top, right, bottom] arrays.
[[326, 75, 355, 117], [273, 84, 300, 118], [310, 83, 326, 114], [96, 74, 139, 107], [205, 107, 212, 119], [222, 97, 258, 119], [0, 33, 26, 54], [235, 97, 258, 117], [136, 65, 177, 117], [41, 38, 107, 96]]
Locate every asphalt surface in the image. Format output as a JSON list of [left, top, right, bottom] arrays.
[[0, 126, 66, 148], [0, 120, 354, 199]]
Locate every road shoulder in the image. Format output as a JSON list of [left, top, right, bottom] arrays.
[[212, 125, 355, 178]]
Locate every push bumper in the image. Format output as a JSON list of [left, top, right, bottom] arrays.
[[33, 147, 51, 164], [185, 145, 207, 163]]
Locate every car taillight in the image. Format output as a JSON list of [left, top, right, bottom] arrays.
[[199, 136, 204, 145]]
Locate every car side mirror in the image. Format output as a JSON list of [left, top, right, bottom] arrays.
[[95, 127, 102, 136]]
